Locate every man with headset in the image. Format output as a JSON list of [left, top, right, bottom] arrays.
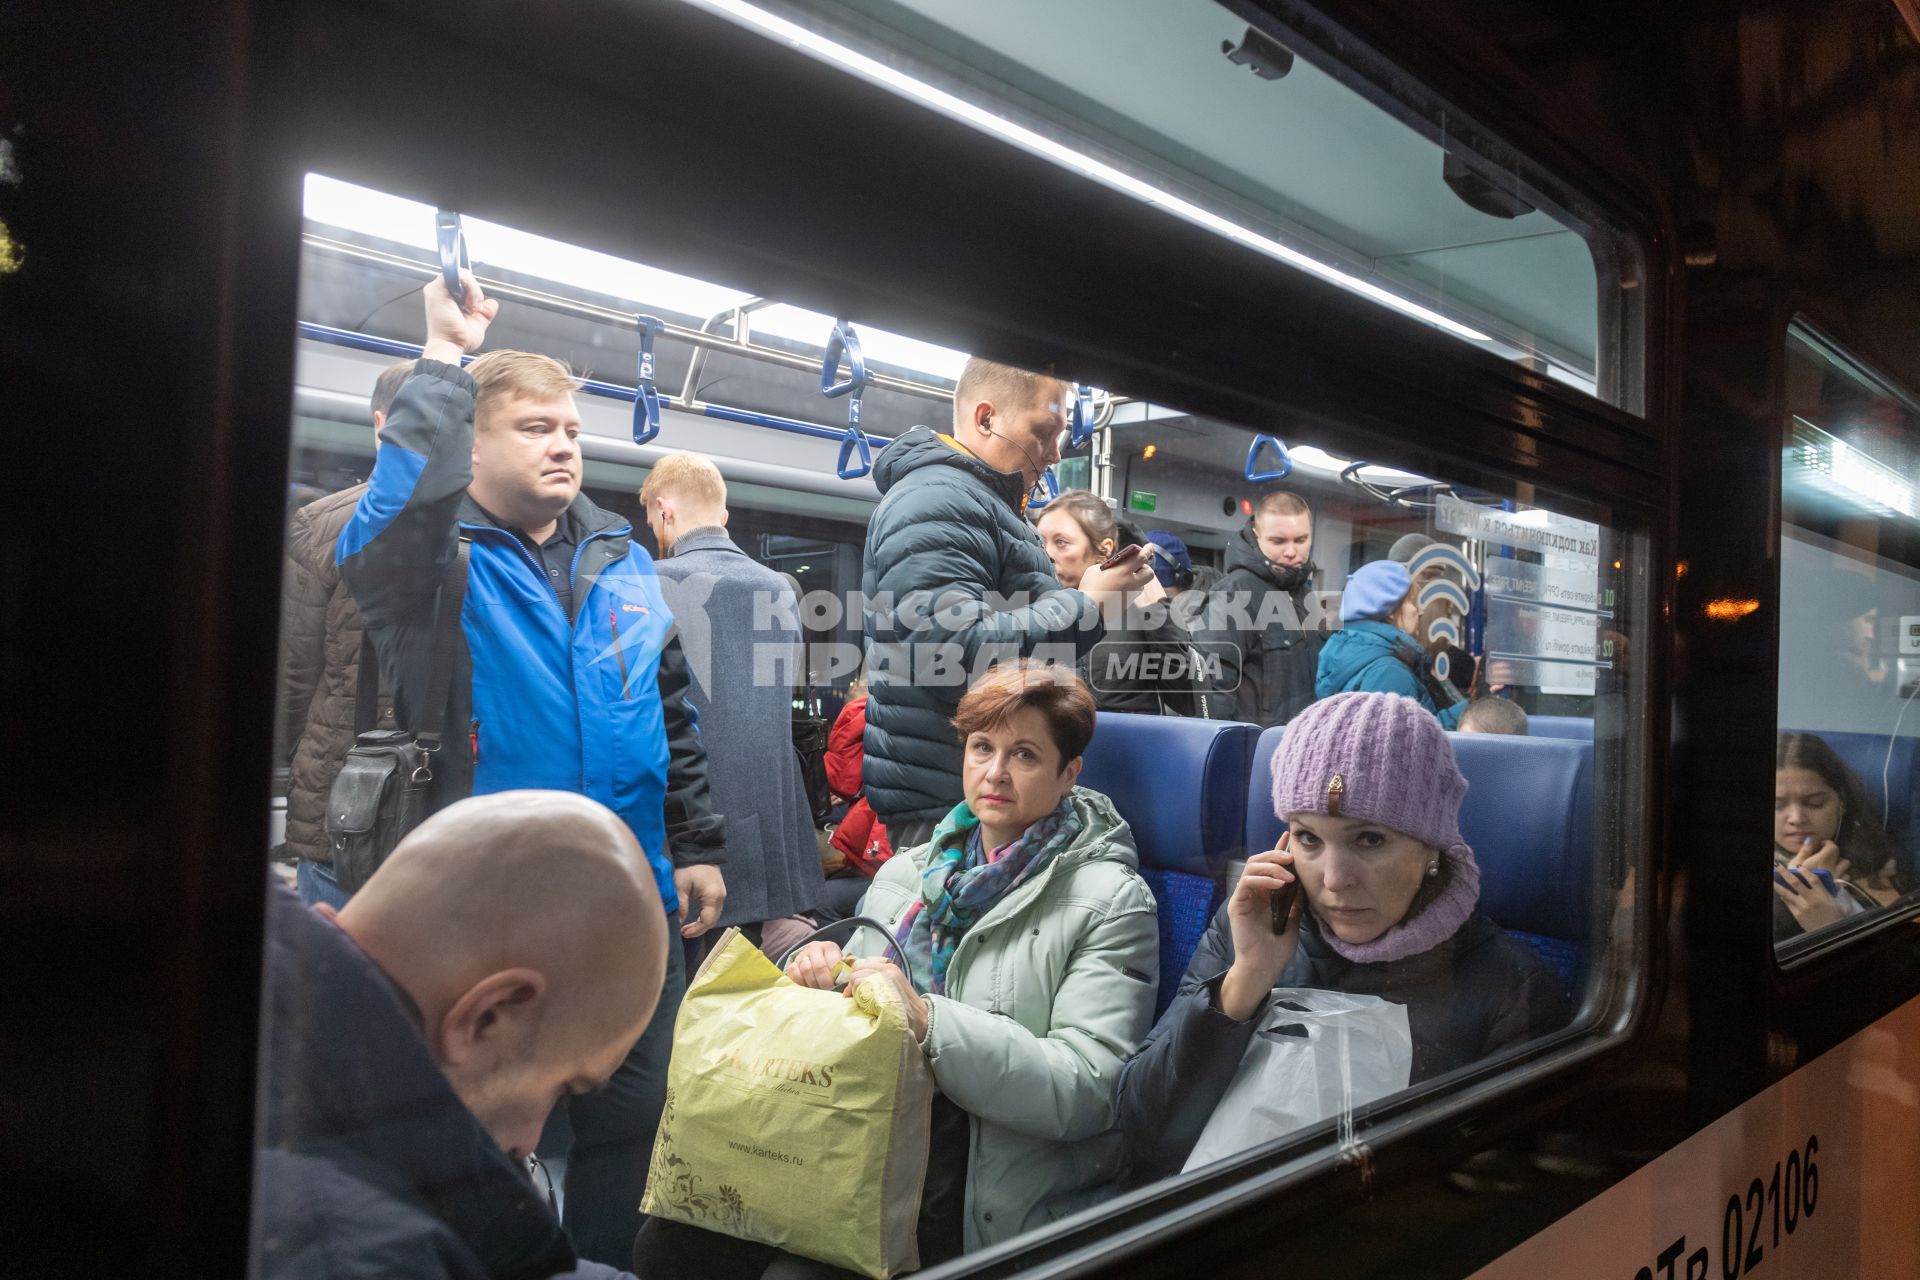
[[859, 357, 1153, 849]]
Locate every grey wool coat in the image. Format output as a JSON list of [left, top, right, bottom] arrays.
[[654, 528, 823, 925]]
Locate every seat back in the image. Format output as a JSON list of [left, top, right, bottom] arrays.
[[1245, 724, 1289, 857], [1529, 715, 1595, 741], [1079, 713, 1258, 1013], [1448, 734, 1595, 995]]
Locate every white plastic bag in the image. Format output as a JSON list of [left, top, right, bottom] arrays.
[[1182, 988, 1413, 1172]]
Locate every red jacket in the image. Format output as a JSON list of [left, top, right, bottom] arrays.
[[827, 698, 893, 878]]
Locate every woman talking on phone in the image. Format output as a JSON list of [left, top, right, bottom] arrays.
[[1115, 691, 1568, 1182], [1034, 489, 1199, 715], [1772, 731, 1906, 939]]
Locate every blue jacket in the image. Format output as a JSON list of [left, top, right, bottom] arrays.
[[1315, 620, 1467, 728], [338, 360, 722, 911], [255, 889, 633, 1280]]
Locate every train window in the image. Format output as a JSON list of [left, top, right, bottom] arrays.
[[1773, 321, 1920, 958], [687, 0, 1643, 409], [261, 169, 1647, 1276]]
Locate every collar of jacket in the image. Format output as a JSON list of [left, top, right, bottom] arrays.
[[1339, 617, 1426, 657], [260, 891, 577, 1280], [1226, 524, 1317, 595], [921, 786, 1139, 938], [872, 424, 1030, 513], [457, 490, 630, 542], [666, 526, 739, 557]]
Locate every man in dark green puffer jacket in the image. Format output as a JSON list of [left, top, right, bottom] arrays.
[[861, 358, 1155, 846]]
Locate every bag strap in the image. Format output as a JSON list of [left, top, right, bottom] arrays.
[[415, 540, 470, 753], [353, 631, 381, 736], [776, 914, 919, 994]]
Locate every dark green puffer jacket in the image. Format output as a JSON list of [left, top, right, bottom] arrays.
[[861, 427, 1104, 821]]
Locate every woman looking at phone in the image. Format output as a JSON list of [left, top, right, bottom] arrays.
[[1035, 489, 1198, 715], [1773, 732, 1906, 938], [1115, 692, 1567, 1182]]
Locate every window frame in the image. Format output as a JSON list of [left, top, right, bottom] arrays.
[[1769, 313, 1920, 973]]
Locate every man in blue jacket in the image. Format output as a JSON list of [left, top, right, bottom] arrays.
[[338, 272, 726, 1266]]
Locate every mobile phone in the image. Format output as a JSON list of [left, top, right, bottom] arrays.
[[1098, 543, 1146, 572], [1269, 878, 1301, 933], [1774, 867, 1839, 895]]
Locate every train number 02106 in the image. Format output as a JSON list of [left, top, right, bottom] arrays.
[[1718, 1135, 1819, 1279]]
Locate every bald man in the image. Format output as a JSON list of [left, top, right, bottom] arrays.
[[254, 791, 667, 1280]]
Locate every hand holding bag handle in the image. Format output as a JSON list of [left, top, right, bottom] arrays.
[[778, 915, 919, 994]]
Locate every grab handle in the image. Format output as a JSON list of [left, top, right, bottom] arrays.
[[435, 209, 470, 305], [633, 314, 665, 445], [1244, 434, 1292, 482]]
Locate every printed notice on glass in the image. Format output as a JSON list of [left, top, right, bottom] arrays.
[[1438, 495, 1608, 696]]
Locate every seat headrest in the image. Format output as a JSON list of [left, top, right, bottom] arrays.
[[1529, 716, 1595, 741], [1448, 734, 1594, 940], [1079, 713, 1257, 876], [1787, 729, 1920, 846]]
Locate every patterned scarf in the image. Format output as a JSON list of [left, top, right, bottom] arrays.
[[894, 796, 1082, 996]]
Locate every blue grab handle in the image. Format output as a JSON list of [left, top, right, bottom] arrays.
[[1071, 385, 1094, 448], [836, 427, 874, 480], [633, 314, 665, 445], [1026, 467, 1062, 510], [1245, 434, 1292, 482], [821, 320, 868, 398], [435, 209, 470, 305]]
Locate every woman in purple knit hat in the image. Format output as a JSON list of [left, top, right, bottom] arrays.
[[1115, 691, 1568, 1182]]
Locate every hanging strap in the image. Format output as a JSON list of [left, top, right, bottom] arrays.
[[415, 540, 471, 753]]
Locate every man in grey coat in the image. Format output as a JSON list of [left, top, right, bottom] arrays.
[[643, 453, 823, 952]]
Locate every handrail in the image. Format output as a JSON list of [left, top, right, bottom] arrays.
[[1245, 434, 1292, 482], [633, 315, 664, 445], [1071, 385, 1095, 448], [302, 232, 954, 403], [296, 322, 894, 457], [434, 210, 469, 305]]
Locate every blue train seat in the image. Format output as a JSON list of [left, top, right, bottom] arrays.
[[1528, 715, 1596, 741], [1244, 723, 1593, 997], [1784, 728, 1920, 856], [1079, 713, 1258, 1014], [1449, 734, 1595, 996]]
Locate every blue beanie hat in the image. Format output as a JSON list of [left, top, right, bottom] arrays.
[[1143, 531, 1195, 589], [1341, 560, 1413, 623]]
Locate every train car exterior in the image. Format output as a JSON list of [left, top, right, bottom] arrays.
[[3, 1, 1918, 1278]]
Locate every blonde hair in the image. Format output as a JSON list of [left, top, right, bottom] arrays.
[[639, 452, 728, 511], [466, 349, 579, 423], [953, 356, 1068, 423]]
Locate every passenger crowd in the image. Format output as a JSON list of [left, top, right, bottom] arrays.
[[262, 270, 1595, 1278]]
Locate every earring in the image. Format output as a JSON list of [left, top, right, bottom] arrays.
[[1426, 859, 1440, 878]]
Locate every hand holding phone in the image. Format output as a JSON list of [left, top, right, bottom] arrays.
[[1098, 543, 1146, 571]]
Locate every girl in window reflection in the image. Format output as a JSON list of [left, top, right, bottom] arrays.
[[1115, 691, 1567, 1183], [1772, 732, 1905, 938]]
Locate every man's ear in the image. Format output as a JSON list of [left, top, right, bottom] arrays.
[[968, 399, 995, 437], [371, 409, 387, 439], [719, 509, 730, 528], [434, 968, 547, 1071]]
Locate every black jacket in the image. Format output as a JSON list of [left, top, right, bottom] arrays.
[[254, 889, 630, 1280], [1115, 904, 1569, 1183], [1199, 527, 1328, 725], [860, 427, 1103, 821], [1081, 598, 1203, 716]]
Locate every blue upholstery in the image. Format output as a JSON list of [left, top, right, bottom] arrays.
[[1079, 713, 1258, 877], [1245, 724, 1289, 857], [1079, 713, 1258, 1013], [1787, 729, 1920, 853], [1529, 715, 1595, 741], [1449, 734, 1594, 994]]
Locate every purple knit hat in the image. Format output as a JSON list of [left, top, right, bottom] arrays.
[[1271, 691, 1481, 963]]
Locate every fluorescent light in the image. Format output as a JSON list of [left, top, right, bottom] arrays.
[[679, 0, 1493, 345], [1790, 415, 1918, 520], [303, 174, 750, 320], [1286, 445, 1355, 474]]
